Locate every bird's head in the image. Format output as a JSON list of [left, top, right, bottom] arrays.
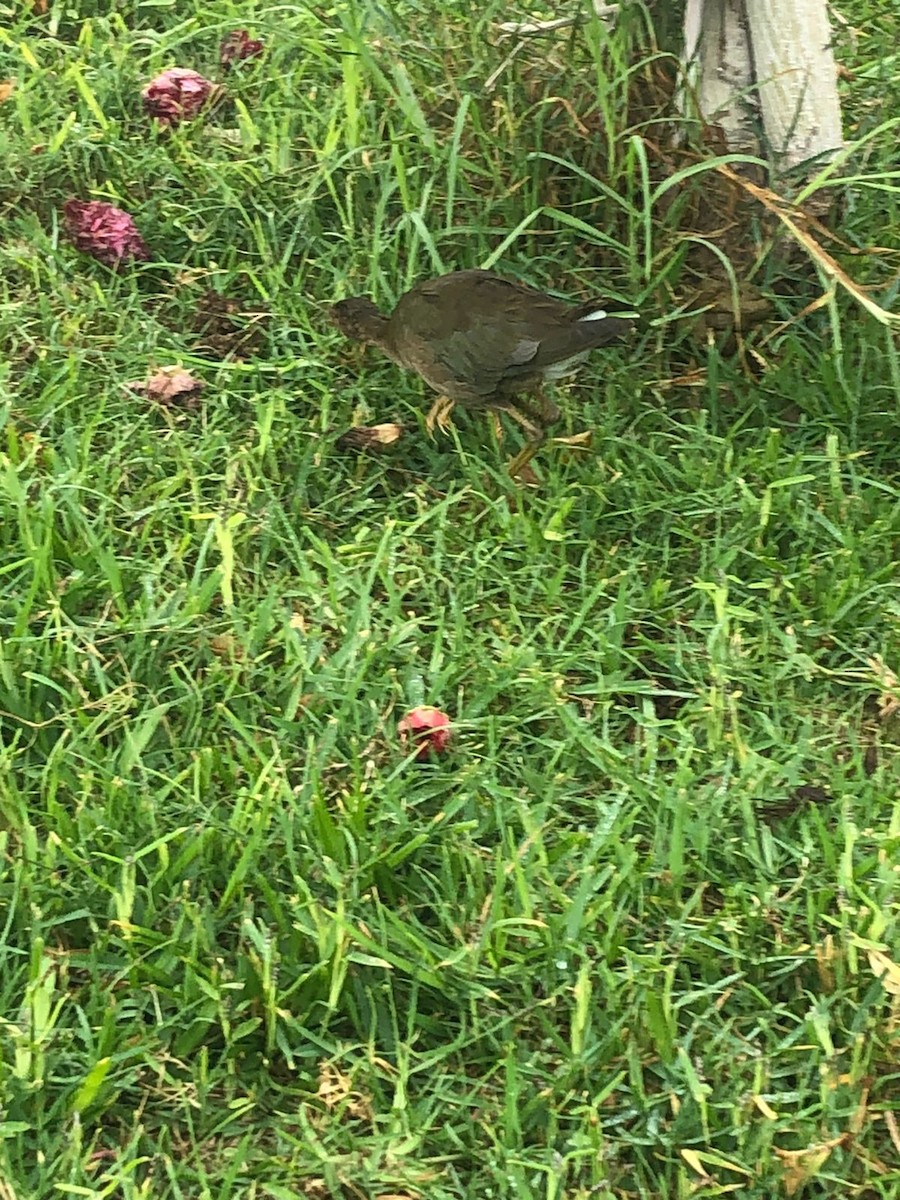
[[329, 296, 388, 344]]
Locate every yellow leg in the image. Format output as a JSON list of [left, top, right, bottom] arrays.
[[509, 426, 593, 480], [496, 403, 547, 481], [425, 395, 455, 436], [507, 441, 543, 480], [498, 403, 544, 440]]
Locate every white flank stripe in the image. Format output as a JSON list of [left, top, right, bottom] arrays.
[[580, 309, 608, 322]]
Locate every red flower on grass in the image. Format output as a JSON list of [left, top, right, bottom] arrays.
[[398, 706, 452, 759], [63, 199, 150, 268], [220, 30, 264, 69], [142, 68, 219, 127]]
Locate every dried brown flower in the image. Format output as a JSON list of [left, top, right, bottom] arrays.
[[337, 422, 405, 451], [220, 30, 265, 69], [142, 68, 219, 127], [63, 199, 150, 268], [126, 366, 204, 409]]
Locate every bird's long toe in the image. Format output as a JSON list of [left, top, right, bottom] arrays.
[[500, 403, 545, 440], [507, 442, 543, 482], [425, 395, 456, 437]]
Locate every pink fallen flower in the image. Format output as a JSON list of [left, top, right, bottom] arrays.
[[63, 199, 150, 268], [220, 30, 264, 69], [398, 706, 452, 760], [142, 67, 219, 127], [126, 366, 205, 409]]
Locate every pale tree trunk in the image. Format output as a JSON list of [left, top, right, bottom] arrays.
[[746, 0, 844, 169], [671, 2, 889, 335], [682, 0, 757, 151], [682, 0, 844, 171]]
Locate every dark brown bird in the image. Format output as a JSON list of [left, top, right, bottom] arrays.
[[330, 269, 633, 472]]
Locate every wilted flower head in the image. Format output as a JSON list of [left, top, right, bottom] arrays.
[[63, 199, 150, 268], [220, 30, 264, 69], [142, 67, 219, 127], [126, 366, 205, 409], [398, 706, 452, 759]]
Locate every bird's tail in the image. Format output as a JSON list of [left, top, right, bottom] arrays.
[[575, 307, 635, 347]]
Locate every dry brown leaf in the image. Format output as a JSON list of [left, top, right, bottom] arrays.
[[85, 1148, 118, 1167], [867, 949, 900, 996], [208, 634, 243, 663], [655, 369, 708, 389], [127, 366, 204, 408], [885, 1109, 900, 1157], [752, 1094, 779, 1120], [0, 81, 14, 103], [337, 422, 404, 451], [551, 430, 594, 449], [293, 692, 324, 716], [316, 1062, 373, 1121], [775, 1136, 846, 1196], [758, 288, 836, 348], [848, 1084, 870, 1137], [867, 655, 899, 721], [316, 1061, 352, 1109], [715, 164, 900, 328], [814, 934, 837, 993], [680, 1148, 712, 1180], [174, 268, 214, 287]]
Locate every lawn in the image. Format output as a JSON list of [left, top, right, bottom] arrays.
[[1, 2, 898, 1197]]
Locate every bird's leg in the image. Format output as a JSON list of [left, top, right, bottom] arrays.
[[424, 394, 455, 437], [507, 438, 546, 480], [498, 404, 547, 480], [509, 386, 560, 429], [501, 393, 559, 481], [498, 403, 545, 440]]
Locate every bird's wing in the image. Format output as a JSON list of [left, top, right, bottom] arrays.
[[426, 329, 544, 401], [393, 272, 630, 402], [393, 274, 551, 401]]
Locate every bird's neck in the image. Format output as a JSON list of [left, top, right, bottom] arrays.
[[371, 316, 409, 366], [363, 312, 393, 350]]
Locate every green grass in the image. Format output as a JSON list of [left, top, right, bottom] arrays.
[[1, 2, 899, 1197]]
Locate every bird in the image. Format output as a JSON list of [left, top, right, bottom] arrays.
[[330, 269, 633, 475]]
